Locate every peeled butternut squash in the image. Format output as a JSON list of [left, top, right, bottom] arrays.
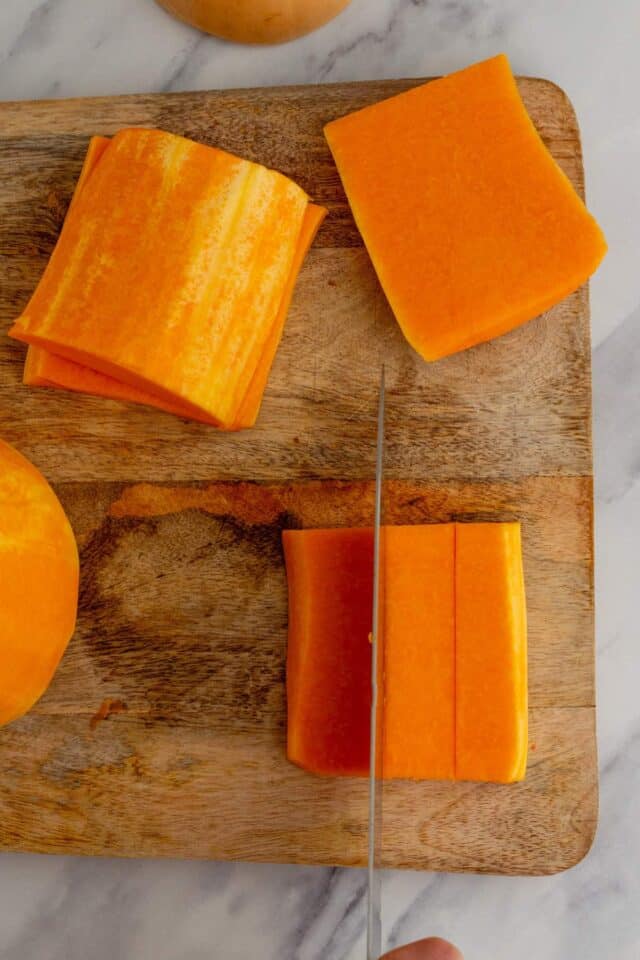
[[0, 440, 79, 726], [11, 129, 324, 428], [284, 522, 527, 783], [155, 0, 351, 44], [23, 202, 326, 429], [383, 525, 455, 780], [24, 347, 219, 426], [456, 523, 528, 783], [284, 528, 373, 776], [324, 54, 607, 361]]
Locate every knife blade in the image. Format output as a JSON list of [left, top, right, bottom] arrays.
[[367, 366, 385, 960]]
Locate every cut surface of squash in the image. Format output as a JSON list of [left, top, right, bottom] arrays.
[[383, 525, 455, 780], [24, 202, 326, 428], [324, 54, 607, 361], [455, 523, 528, 783], [283, 528, 373, 776], [0, 439, 79, 726], [284, 522, 527, 783], [23, 347, 219, 425], [12, 129, 323, 427]]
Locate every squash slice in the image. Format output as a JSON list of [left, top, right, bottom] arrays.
[[284, 522, 528, 783], [12, 129, 324, 427], [325, 54, 607, 361]]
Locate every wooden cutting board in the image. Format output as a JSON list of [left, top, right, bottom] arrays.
[[0, 78, 596, 875]]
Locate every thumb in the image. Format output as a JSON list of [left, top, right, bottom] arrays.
[[382, 937, 463, 960]]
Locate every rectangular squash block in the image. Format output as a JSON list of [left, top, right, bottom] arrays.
[[283, 528, 373, 776], [24, 345, 220, 426], [11, 129, 324, 428], [324, 54, 606, 361], [284, 523, 527, 784], [383, 525, 455, 780], [455, 523, 528, 783]]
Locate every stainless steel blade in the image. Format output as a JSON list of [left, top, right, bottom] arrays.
[[367, 366, 385, 960]]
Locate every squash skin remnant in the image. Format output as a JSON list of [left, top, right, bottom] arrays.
[[155, 0, 352, 45]]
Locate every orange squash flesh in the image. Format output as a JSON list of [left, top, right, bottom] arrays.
[[455, 523, 528, 783], [383, 525, 455, 780], [232, 202, 327, 427], [24, 202, 326, 428], [284, 523, 527, 783], [21, 134, 221, 424], [24, 347, 218, 425], [0, 439, 79, 726], [283, 528, 373, 776], [156, 0, 352, 45], [68, 134, 111, 205], [324, 54, 607, 361], [11, 128, 318, 427]]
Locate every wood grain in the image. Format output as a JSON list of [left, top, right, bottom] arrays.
[[0, 78, 596, 874]]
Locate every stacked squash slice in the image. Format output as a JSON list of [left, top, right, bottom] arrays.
[[11, 129, 326, 428]]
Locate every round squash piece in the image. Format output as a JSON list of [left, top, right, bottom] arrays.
[[155, 0, 351, 44], [0, 439, 79, 726]]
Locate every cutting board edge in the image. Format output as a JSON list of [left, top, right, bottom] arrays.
[[0, 76, 597, 876]]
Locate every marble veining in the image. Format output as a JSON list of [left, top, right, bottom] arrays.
[[0, 1, 639, 957]]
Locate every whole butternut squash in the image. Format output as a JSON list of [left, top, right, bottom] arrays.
[[0, 440, 79, 726], [155, 0, 351, 44]]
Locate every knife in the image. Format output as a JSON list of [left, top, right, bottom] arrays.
[[367, 366, 385, 960]]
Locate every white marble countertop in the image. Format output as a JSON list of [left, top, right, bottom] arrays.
[[0, 2, 638, 958]]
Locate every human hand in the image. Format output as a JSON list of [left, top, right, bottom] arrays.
[[382, 937, 463, 960]]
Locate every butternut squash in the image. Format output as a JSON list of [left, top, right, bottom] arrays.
[[324, 54, 607, 361], [24, 203, 326, 428], [11, 129, 323, 428], [155, 0, 351, 44], [0, 440, 79, 726], [284, 522, 527, 783], [455, 523, 528, 783], [383, 525, 455, 780], [284, 528, 373, 776], [24, 347, 217, 425]]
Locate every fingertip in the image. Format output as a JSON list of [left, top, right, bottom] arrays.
[[382, 936, 463, 960]]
